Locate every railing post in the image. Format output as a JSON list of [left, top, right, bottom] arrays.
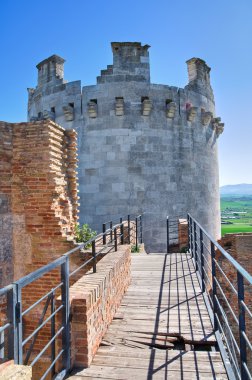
[[102, 223, 106, 245], [135, 217, 138, 250], [7, 286, 18, 362], [237, 271, 247, 379], [114, 228, 118, 251], [51, 290, 56, 377], [167, 217, 169, 254], [211, 242, 218, 332], [110, 221, 113, 242], [120, 218, 124, 245], [190, 217, 193, 257], [187, 214, 191, 254], [200, 229, 205, 292], [92, 240, 96, 273], [193, 221, 198, 271], [128, 215, 130, 244], [61, 257, 70, 373], [16, 285, 22, 364], [140, 215, 143, 244]]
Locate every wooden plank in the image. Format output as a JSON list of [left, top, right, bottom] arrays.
[[67, 253, 227, 379]]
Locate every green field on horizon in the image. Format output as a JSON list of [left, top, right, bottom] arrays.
[[221, 195, 252, 236]]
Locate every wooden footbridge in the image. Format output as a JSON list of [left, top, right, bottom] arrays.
[[1, 214, 251, 380], [68, 252, 228, 379]]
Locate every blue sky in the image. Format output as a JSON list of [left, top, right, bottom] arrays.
[[1, 0, 251, 186]]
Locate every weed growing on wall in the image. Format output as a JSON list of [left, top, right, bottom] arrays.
[[74, 224, 97, 247]]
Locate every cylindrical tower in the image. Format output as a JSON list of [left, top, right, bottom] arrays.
[[28, 43, 224, 252]]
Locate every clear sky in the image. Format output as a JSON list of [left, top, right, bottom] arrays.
[[1, 0, 251, 186]]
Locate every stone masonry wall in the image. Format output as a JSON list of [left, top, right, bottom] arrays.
[[55, 246, 131, 369]]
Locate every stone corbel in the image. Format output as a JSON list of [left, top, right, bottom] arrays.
[[212, 117, 224, 137], [43, 110, 55, 121], [142, 99, 152, 116], [201, 111, 212, 126], [216, 123, 224, 136], [187, 106, 198, 122], [166, 102, 176, 118], [115, 98, 124, 116], [63, 105, 74, 121], [87, 101, 97, 118]]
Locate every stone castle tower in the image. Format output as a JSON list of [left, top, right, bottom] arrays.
[[27, 42, 224, 252]]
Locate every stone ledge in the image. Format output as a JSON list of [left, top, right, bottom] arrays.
[[0, 361, 32, 380]]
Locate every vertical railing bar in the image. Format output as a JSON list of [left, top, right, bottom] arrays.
[[190, 216, 193, 258], [194, 221, 198, 271], [16, 285, 22, 364], [187, 214, 191, 254], [92, 240, 96, 273], [120, 218, 123, 245], [51, 290, 56, 377], [114, 228, 118, 251], [200, 229, 205, 293], [128, 215, 130, 244], [211, 242, 218, 332], [237, 271, 247, 379], [0, 328, 4, 359], [61, 257, 70, 373], [102, 223, 106, 245], [9, 285, 18, 363], [140, 215, 143, 244], [167, 216, 169, 254], [135, 217, 138, 251], [110, 221, 113, 243]]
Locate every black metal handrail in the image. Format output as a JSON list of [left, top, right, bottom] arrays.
[[188, 213, 252, 380], [0, 214, 141, 380]]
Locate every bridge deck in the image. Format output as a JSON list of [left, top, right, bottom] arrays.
[[68, 252, 228, 379]]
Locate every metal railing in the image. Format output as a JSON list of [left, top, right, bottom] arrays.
[[188, 214, 252, 380], [0, 214, 142, 380], [166, 214, 187, 253]]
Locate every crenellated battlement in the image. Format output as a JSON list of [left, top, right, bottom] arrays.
[[27, 44, 223, 138]]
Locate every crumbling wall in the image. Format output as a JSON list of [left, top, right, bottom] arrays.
[[0, 120, 78, 285], [0, 120, 79, 379]]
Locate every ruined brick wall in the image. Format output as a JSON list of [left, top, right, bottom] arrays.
[[0, 120, 79, 379], [218, 234, 252, 372], [0, 123, 14, 287], [0, 120, 78, 285]]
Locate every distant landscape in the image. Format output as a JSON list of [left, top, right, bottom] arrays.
[[220, 184, 252, 236]]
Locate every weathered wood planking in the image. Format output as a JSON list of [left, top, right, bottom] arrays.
[[67, 252, 228, 379]]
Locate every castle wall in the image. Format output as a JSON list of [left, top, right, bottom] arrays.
[[0, 120, 79, 379], [79, 82, 220, 252], [0, 120, 78, 286], [27, 43, 224, 252]]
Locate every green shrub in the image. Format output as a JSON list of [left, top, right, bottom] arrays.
[[131, 244, 140, 253], [74, 223, 96, 247], [180, 246, 188, 253]]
